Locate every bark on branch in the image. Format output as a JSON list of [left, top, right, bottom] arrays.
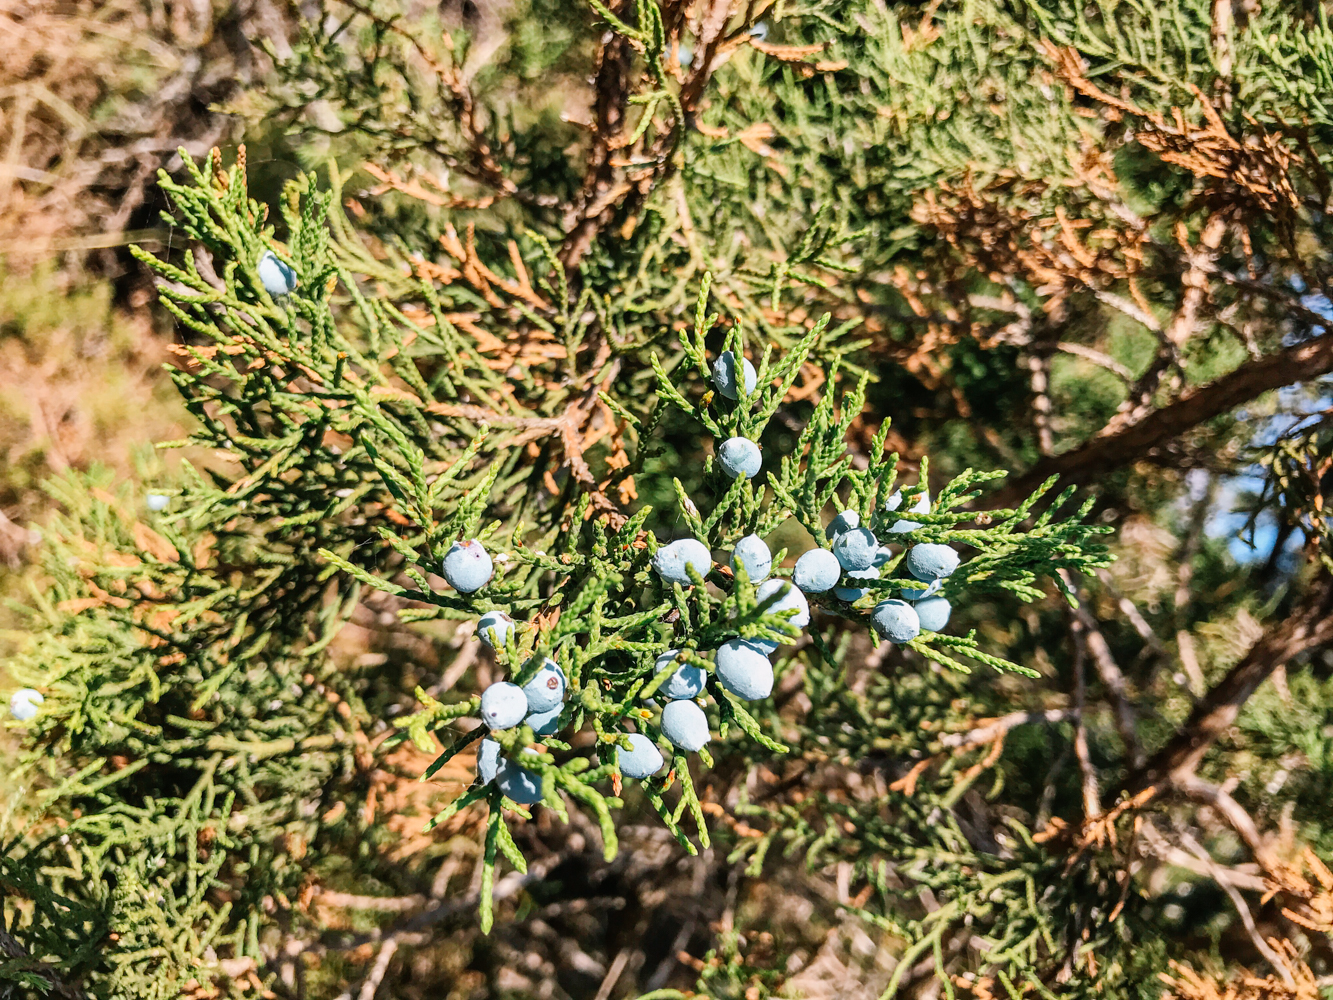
[[987, 331, 1333, 508], [1124, 571, 1333, 800]]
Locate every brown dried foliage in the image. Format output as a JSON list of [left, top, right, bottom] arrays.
[[1262, 847, 1333, 938], [1043, 43, 1301, 224], [912, 172, 1149, 321], [0, 0, 266, 264], [362, 737, 480, 866], [1160, 940, 1322, 1000]]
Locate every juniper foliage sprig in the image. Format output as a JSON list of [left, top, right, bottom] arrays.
[[11, 0, 1323, 994], [332, 275, 1112, 924]]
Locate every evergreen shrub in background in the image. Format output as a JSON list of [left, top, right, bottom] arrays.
[[4, 1, 1333, 998]]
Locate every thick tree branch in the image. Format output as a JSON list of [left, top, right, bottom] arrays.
[[988, 331, 1333, 507], [1124, 571, 1333, 800], [559, 2, 635, 270], [559, 0, 742, 271]]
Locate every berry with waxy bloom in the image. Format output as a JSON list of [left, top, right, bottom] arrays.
[[652, 538, 713, 586], [906, 543, 960, 582], [522, 658, 566, 713], [146, 493, 170, 512], [257, 250, 297, 297], [715, 640, 774, 700], [826, 509, 860, 541], [793, 548, 841, 593], [834, 567, 879, 603], [526, 704, 563, 736], [756, 578, 810, 628], [496, 754, 543, 804], [914, 596, 952, 632], [872, 599, 921, 643], [885, 489, 930, 533], [730, 534, 772, 583], [480, 682, 528, 730], [661, 699, 710, 752], [476, 610, 515, 648], [9, 688, 42, 722], [712, 350, 757, 400], [656, 650, 707, 700], [718, 437, 762, 479], [476, 738, 502, 784], [617, 733, 665, 778], [832, 527, 879, 571], [442, 539, 493, 593], [898, 578, 940, 600]]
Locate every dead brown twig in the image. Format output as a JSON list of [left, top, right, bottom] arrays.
[[1160, 938, 1321, 1000], [334, 0, 559, 211], [913, 176, 1149, 323], [1043, 43, 1300, 220], [560, 0, 776, 270]]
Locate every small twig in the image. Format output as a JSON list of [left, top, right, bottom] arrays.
[[1094, 569, 1166, 655], [592, 948, 631, 1000], [1036, 743, 1071, 829], [1071, 631, 1101, 820], [429, 624, 480, 697], [430, 854, 465, 899], [1177, 828, 1294, 987], [1177, 776, 1271, 868], [1056, 341, 1135, 381], [1078, 617, 1143, 768], [1108, 813, 1142, 921], [940, 709, 1071, 749], [315, 890, 428, 912], [357, 938, 398, 1000], [1063, 571, 1144, 769], [1176, 630, 1206, 699], [1092, 290, 1162, 335], [1139, 821, 1267, 893], [1027, 352, 1054, 456]]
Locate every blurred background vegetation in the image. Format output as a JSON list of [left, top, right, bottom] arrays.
[[4, 0, 1333, 997]]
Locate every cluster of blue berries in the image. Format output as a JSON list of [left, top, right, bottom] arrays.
[[636, 530, 808, 777], [438, 535, 578, 802], [474, 632, 566, 805], [438, 536, 557, 803], [793, 497, 959, 644], [457, 527, 807, 796], [434, 349, 963, 809], [453, 350, 813, 799]]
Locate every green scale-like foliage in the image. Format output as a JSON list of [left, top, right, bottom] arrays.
[[9, 0, 1333, 996], [0, 142, 1109, 992]]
